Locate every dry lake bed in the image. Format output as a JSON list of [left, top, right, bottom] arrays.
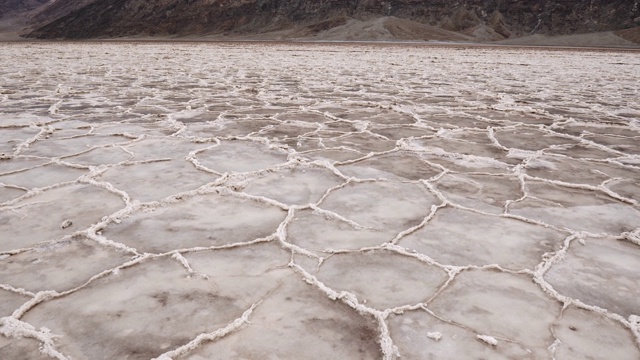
[[0, 42, 639, 359]]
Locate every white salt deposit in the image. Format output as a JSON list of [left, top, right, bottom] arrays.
[[0, 42, 639, 359], [477, 334, 499, 346]]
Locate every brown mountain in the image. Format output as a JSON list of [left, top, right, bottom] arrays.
[[21, 0, 640, 42]]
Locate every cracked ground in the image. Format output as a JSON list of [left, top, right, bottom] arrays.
[[0, 42, 639, 359]]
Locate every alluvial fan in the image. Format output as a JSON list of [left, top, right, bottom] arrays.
[[0, 42, 639, 360]]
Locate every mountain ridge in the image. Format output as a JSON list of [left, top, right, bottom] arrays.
[[12, 0, 640, 45]]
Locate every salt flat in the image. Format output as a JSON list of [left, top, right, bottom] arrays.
[[0, 42, 639, 359]]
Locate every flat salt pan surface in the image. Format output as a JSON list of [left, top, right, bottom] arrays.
[[0, 42, 639, 360]]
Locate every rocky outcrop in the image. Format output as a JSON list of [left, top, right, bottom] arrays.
[[25, 0, 640, 40]]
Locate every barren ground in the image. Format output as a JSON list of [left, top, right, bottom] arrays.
[[1, 42, 639, 359]]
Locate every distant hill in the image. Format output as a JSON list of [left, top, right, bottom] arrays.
[[15, 0, 640, 45]]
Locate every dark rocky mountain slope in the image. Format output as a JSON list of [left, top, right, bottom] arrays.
[[0, 0, 49, 18], [23, 0, 640, 41]]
